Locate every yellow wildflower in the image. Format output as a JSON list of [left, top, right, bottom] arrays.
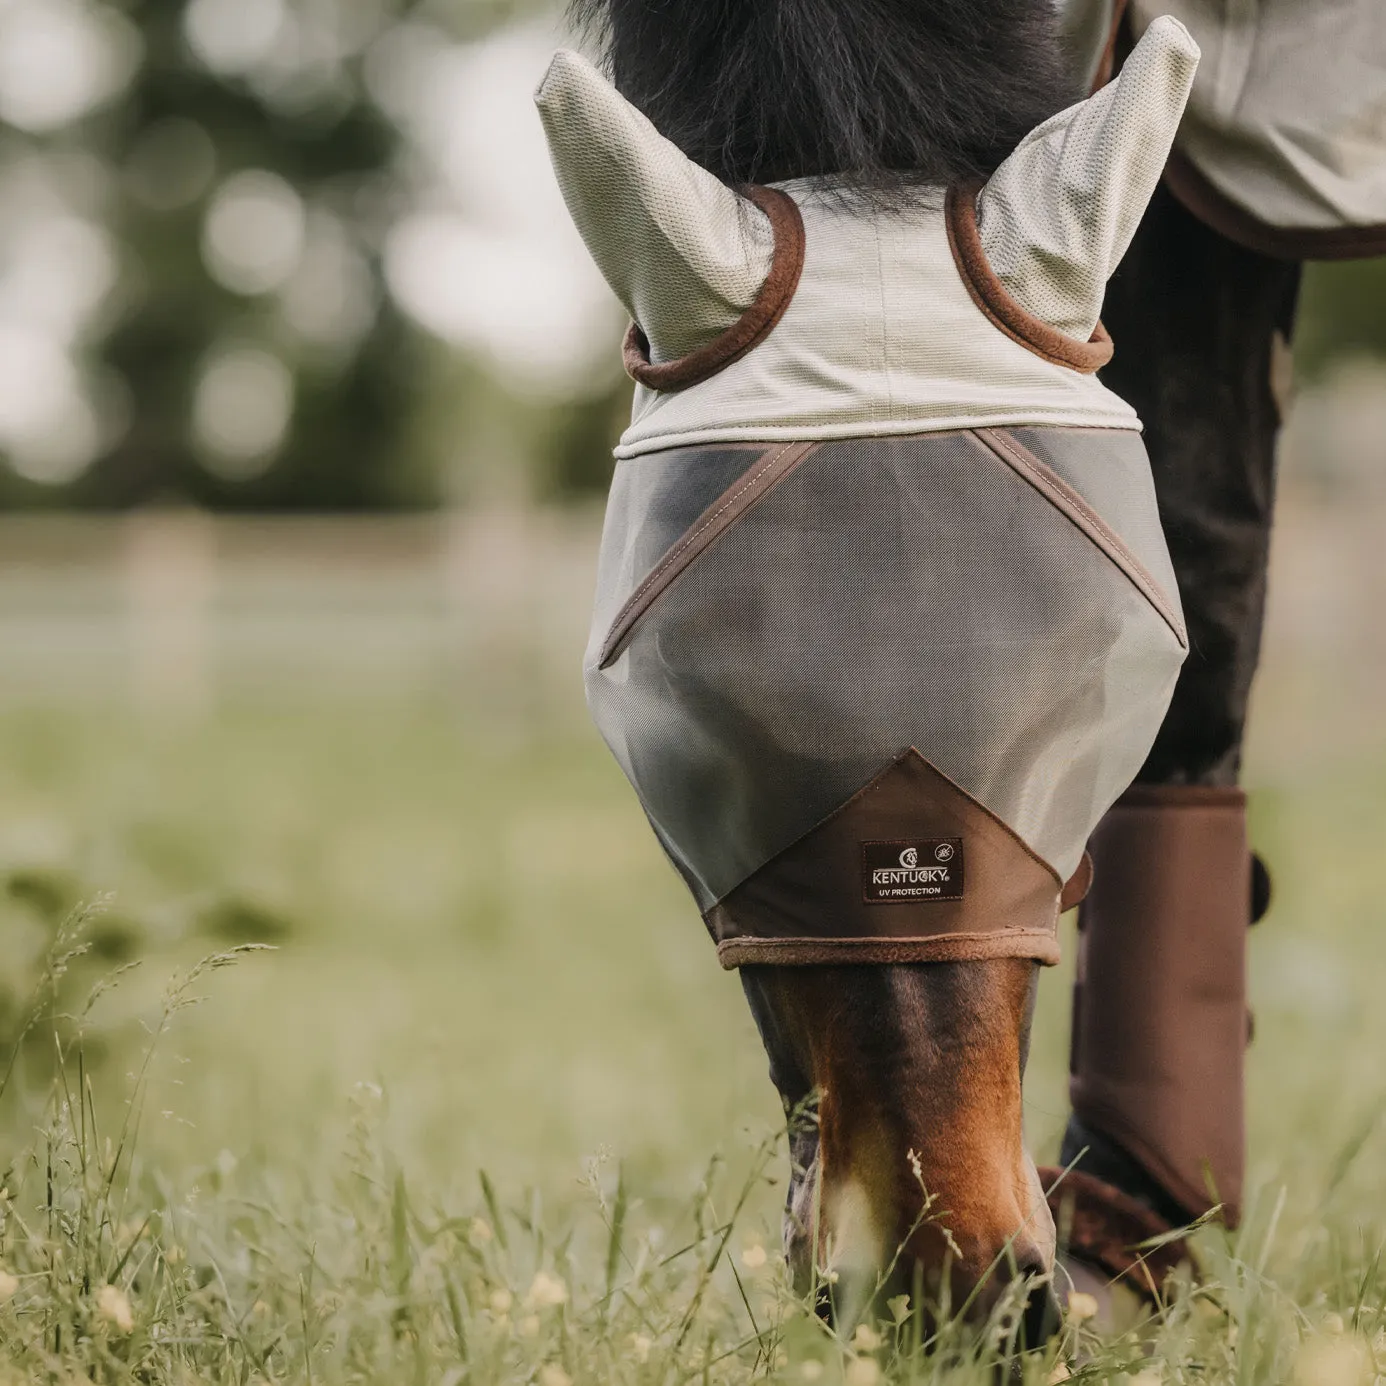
[[851, 1323, 883, 1352], [527, 1270, 568, 1309], [1294, 1336, 1372, 1386], [1067, 1291, 1099, 1324], [845, 1358, 881, 1386], [96, 1284, 134, 1334]]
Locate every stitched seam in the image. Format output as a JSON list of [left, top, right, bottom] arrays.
[[599, 441, 807, 664], [621, 442, 796, 609], [975, 427, 1188, 646], [715, 933, 1063, 967], [720, 932, 1059, 949]]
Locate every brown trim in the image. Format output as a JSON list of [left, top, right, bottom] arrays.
[[622, 184, 806, 392], [1163, 150, 1386, 262], [718, 931, 1061, 969], [944, 183, 1114, 374], [972, 427, 1188, 648], [596, 440, 817, 669]]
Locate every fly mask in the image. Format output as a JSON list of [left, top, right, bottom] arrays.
[[536, 17, 1199, 975]]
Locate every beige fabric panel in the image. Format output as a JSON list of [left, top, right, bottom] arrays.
[[978, 15, 1197, 340], [614, 186, 1140, 459], [1064, 0, 1386, 233], [535, 50, 775, 362]]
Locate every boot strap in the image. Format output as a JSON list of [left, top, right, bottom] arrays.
[[1041, 1165, 1193, 1304]]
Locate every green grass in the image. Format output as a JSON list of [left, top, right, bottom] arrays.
[[0, 701, 1385, 1383]]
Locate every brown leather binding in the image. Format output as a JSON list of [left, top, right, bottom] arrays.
[[622, 184, 806, 392], [1040, 1165, 1192, 1303], [1164, 150, 1386, 263], [708, 748, 1070, 968], [597, 440, 817, 669], [973, 428, 1187, 647], [944, 183, 1114, 374], [1070, 784, 1249, 1225]]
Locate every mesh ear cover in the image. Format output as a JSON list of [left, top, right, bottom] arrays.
[[585, 428, 1185, 916]]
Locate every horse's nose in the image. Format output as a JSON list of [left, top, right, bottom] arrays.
[[939, 1232, 1059, 1343], [1017, 1260, 1062, 1347]]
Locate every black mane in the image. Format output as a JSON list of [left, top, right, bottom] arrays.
[[570, 0, 1079, 196]]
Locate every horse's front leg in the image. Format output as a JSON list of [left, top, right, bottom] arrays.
[[1053, 179, 1301, 1308]]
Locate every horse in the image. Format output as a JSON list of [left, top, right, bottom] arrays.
[[535, 0, 1386, 1340]]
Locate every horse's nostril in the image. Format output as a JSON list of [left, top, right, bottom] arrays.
[[1018, 1274, 1062, 1348]]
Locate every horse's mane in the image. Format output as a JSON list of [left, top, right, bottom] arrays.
[[569, 0, 1079, 198]]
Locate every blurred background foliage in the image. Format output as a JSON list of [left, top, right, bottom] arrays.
[[0, 0, 1377, 516], [0, 0, 632, 512]]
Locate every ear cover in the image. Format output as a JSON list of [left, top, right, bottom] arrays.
[[534, 49, 775, 364], [976, 15, 1199, 342]]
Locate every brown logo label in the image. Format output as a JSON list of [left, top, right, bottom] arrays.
[[861, 839, 964, 904]]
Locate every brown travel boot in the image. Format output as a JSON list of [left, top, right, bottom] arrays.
[[1049, 785, 1268, 1313]]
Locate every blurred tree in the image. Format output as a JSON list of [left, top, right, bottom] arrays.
[[1295, 259, 1386, 384], [77, 0, 423, 508], [0, 0, 624, 511]]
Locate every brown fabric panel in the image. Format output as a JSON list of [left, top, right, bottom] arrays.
[[973, 427, 1187, 648], [1070, 784, 1248, 1225], [1164, 150, 1386, 262], [705, 748, 1064, 970], [622, 184, 806, 392], [944, 183, 1115, 374], [596, 440, 817, 669], [1040, 1165, 1192, 1302]]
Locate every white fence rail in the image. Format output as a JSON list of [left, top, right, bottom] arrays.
[[0, 507, 601, 719], [0, 484, 1382, 780]]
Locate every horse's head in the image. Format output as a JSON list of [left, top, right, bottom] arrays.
[[538, 12, 1200, 1344], [741, 960, 1055, 1336]]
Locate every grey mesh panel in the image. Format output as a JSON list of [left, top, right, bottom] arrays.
[[585, 429, 1185, 907], [1008, 426, 1182, 611], [585, 443, 773, 666]]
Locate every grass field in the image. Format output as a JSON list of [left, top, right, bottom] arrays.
[[2, 482, 1386, 1381]]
